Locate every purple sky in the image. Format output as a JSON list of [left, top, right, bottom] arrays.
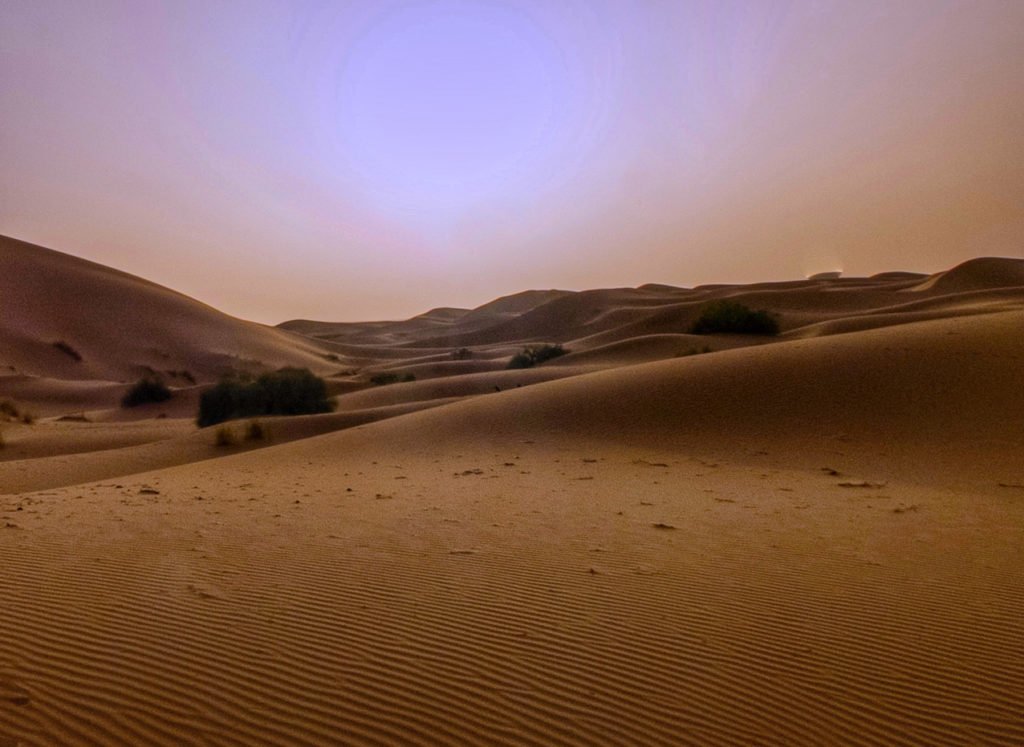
[[2, 1, 1022, 323]]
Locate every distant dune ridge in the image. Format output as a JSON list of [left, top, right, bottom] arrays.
[[1, 235, 1023, 745]]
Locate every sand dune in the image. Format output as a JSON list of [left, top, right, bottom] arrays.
[[2, 247, 1023, 745], [0, 235, 331, 387], [909, 256, 1024, 294]]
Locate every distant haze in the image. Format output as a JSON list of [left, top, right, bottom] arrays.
[[2, 1, 1022, 323]]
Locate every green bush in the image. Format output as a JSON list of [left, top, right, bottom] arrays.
[[122, 378, 173, 408], [507, 344, 567, 369], [689, 301, 779, 336], [197, 367, 332, 427]]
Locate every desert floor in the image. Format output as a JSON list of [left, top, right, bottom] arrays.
[[1, 241, 1022, 745]]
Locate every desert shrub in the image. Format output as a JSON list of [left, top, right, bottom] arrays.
[[52, 340, 83, 361], [20, 412, 35, 425], [0, 400, 19, 420], [323, 352, 341, 362], [245, 420, 267, 441], [214, 425, 237, 447], [197, 377, 263, 427], [689, 301, 779, 336], [197, 367, 332, 427], [507, 344, 567, 369], [122, 377, 173, 408], [370, 372, 416, 386], [258, 367, 333, 416], [450, 347, 472, 360]]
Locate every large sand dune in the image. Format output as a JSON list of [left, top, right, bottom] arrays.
[[0, 235, 331, 411], [1, 244, 1023, 745]]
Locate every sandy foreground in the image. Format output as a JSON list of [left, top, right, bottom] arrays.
[[1, 241, 1023, 744]]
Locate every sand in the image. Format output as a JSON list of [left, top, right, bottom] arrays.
[[1, 238, 1023, 745]]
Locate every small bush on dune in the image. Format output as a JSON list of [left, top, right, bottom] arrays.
[[197, 377, 258, 427], [689, 301, 779, 336], [52, 340, 83, 361], [245, 420, 267, 441], [214, 425, 237, 447], [507, 344, 567, 369], [0, 400, 19, 420], [450, 347, 472, 361], [370, 372, 416, 386], [122, 377, 173, 408], [197, 367, 332, 427], [257, 367, 333, 416]]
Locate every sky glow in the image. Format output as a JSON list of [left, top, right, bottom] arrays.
[[1, 1, 1022, 322]]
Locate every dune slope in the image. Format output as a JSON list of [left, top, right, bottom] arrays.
[[2, 307, 1022, 745], [0, 235, 329, 387]]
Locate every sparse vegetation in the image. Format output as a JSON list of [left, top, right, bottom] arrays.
[[323, 353, 341, 362], [197, 367, 332, 427], [450, 347, 472, 360], [507, 344, 568, 369], [370, 372, 417, 386], [52, 340, 83, 361], [214, 425, 237, 447], [245, 420, 267, 441], [689, 301, 779, 336], [122, 377, 173, 408], [0, 400, 19, 421]]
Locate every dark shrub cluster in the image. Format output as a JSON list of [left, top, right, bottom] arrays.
[[52, 340, 83, 361], [370, 372, 417, 386], [121, 378, 173, 408], [689, 301, 779, 336], [507, 344, 567, 369], [197, 367, 332, 427], [450, 347, 472, 360]]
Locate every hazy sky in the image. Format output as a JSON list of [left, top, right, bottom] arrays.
[[2, 1, 1022, 323]]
